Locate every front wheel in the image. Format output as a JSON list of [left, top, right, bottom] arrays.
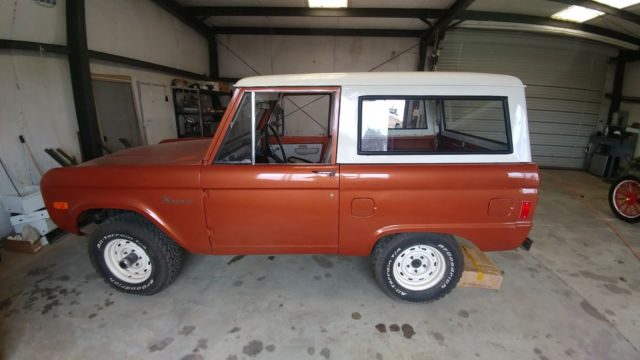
[[371, 233, 463, 303], [609, 175, 640, 223], [89, 213, 185, 295]]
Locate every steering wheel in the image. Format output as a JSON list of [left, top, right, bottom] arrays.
[[263, 125, 287, 163]]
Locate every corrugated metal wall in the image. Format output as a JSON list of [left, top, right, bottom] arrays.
[[436, 29, 617, 168]]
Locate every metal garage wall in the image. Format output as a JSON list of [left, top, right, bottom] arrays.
[[436, 29, 617, 168], [217, 35, 418, 78]]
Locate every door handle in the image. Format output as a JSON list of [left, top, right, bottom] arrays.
[[312, 170, 336, 178]]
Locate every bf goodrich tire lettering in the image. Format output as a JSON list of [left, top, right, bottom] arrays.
[[88, 213, 184, 295]]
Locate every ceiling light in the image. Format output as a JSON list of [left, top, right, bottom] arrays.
[[308, 0, 348, 8], [551, 6, 604, 23], [593, 0, 640, 9]]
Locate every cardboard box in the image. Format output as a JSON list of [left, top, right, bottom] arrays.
[[458, 245, 503, 290], [2, 237, 45, 254]]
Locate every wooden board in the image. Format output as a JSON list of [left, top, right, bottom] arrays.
[[458, 245, 503, 290]]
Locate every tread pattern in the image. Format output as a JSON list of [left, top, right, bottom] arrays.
[[91, 212, 185, 294]]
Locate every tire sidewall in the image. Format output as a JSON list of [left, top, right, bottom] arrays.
[[379, 235, 461, 302], [609, 175, 640, 223], [90, 224, 167, 295]]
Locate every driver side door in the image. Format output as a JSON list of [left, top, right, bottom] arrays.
[[201, 88, 341, 254]]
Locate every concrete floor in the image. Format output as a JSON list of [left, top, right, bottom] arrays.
[[0, 169, 638, 360]]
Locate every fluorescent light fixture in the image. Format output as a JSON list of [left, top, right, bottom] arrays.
[[593, 0, 640, 9], [308, 0, 348, 8], [551, 5, 604, 22]]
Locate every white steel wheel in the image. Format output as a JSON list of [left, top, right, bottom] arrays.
[[372, 233, 463, 303], [103, 238, 152, 284], [392, 245, 446, 291]]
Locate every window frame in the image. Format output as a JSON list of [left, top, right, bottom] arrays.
[[210, 87, 341, 165], [357, 95, 513, 156]]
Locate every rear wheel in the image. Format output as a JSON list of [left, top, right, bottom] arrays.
[[88, 213, 184, 295], [371, 233, 463, 303], [609, 175, 640, 223]]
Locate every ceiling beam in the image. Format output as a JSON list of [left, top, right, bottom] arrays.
[[0, 39, 70, 54], [419, 0, 476, 70], [546, 0, 640, 25], [88, 50, 209, 80], [189, 6, 640, 47], [462, 11, 640, 46], [185, 7, 445, 19], [211, 27, 423, 37], [150, 0, 212, 37], [423, 0, 476, 40], [620, 50, 640, 62]]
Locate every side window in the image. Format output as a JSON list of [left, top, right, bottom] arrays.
[[215, 90, 335, 164], [442, 99, 508, 145], [215, 93, 256, 164], [359, 97, 511, 154], [280, 95, 331, 137]]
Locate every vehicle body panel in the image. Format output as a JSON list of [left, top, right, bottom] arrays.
[[201, 164, 340, 254], [338, 163, 539, 255], [41, 163, 210, 254]]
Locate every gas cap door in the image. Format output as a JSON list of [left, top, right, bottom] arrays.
[[351, 198, 376, 217], [488, 198, 513, 218]]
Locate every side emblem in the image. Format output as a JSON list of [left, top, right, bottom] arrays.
[[161, 196, 194, 205]]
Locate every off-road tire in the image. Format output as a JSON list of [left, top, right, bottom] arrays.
[[371, 233, 463, 303], [88, 213, 185, 295]]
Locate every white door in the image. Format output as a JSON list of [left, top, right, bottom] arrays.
[[138, 82, 176, 145], [92, 80, 142, 152]]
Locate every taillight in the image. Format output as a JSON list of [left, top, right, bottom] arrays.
[[520, 201, 531, 219]]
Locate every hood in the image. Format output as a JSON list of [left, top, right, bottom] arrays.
[[82, 139, 212, 167]]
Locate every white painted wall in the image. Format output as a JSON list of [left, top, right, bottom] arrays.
[[217, 35, 419, 77], [0, 0, 208, 238], [0, 0, 72, 239], [86, 0, 208, 75], [0, 0, 67, 44], [0, 51, 79, 237]]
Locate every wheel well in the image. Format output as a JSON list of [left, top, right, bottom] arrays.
[[371, 232, 456, 254], [78, 209, 188, 252], [77, 208, 138, 230]]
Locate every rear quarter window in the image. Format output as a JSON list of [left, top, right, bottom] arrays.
[[358, 96, 512, 155]]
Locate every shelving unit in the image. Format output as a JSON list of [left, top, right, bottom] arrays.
[[172, 87, 230, 138]]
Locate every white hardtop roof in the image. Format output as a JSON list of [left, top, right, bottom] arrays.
[[235, 72, 524, 88]]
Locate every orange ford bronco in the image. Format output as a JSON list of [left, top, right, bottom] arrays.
[[41, 72, 539, 302]]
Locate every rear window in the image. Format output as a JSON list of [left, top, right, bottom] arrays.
[[358, 96, 512, 155]]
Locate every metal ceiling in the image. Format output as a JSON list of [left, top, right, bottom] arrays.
[[158, 0, 640, 52], [143, 0, 640, 80]]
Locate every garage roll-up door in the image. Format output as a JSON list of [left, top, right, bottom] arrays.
[[436, 29, 617, 168]]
